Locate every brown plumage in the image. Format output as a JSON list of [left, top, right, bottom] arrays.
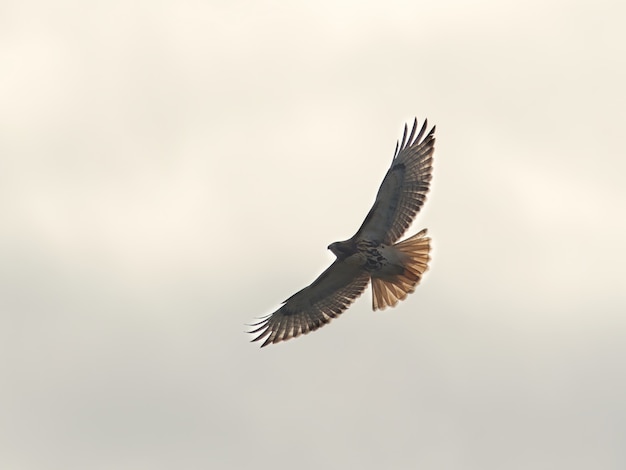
[[249, 118, 435, 347], [371, 229, 431, 310]]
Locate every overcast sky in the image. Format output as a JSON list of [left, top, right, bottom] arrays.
[[1, 1, 625, 469]]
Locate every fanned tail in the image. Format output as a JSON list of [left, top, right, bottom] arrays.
[[371, 229, 431, 310]]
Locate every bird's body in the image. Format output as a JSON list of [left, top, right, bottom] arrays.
[[249, 118, 435, 347]]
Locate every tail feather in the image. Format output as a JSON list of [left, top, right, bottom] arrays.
[[372, 228, 431, 311]]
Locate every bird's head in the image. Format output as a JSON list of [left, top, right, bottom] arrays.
[[327, 240, 354, 259]]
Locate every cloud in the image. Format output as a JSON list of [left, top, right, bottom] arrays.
[[1, 1, 624, 469]]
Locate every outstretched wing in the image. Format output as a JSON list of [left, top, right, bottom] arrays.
[[354, 118, 435, 245], [249, 259, 370, 347]]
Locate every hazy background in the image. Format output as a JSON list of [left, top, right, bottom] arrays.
[[1, 1, 625, 469]]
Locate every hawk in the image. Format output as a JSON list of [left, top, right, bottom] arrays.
[[249, 118, 435, 347]]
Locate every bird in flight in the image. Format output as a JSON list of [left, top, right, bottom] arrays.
[[249, 118, 435, 347]]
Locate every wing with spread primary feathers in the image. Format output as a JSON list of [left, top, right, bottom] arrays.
[[353, 118, 435, 245], [249, 259, 370, 347]]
